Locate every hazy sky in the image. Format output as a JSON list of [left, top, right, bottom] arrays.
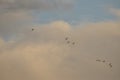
[[0, 0, 120, 80]]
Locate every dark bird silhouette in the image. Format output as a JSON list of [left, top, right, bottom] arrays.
[[32, 28, 34, 31], [109, 63, 112, 68], [102, 60, 105, 63], [72, 42, 75, 45], [96, 59, 101, 62], [65, 37, 68, 40]]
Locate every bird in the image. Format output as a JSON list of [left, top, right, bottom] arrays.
[[32, 28, 34, 31], [65, 37, 69, 40], [72, 42, 75, 45], [96, 59, 101, 62], [109, 63, 112, 68]]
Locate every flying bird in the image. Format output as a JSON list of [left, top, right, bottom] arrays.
[[72, 42, 75, 45], [102, 60, 105, 63], [65, 37, 69, 40], [96, 59, 101, 62], [32, 28, 34, 31], [109, 63, 112, 68]]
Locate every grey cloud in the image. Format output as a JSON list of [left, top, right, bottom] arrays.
[[0, 11, 33, 39], [0, 0, 74, 12]]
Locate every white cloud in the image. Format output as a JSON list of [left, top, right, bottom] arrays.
[[110, 8, 120, 17]]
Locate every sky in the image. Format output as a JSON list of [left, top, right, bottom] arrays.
[[0, 0, 120, 80]]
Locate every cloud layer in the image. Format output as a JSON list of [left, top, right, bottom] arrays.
[[0, 2, 120, 79], [0, 0, 74, 13], [0, 20, 120, 80]]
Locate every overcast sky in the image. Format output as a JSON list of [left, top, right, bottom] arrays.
[[0, 0, 120, 80]]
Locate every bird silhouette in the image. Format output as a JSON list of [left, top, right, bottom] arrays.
[[32, 28, 34, 31], [102, 60, 105, 63], [96, 59, 101, 62], [65, 37, 69, 40], [109, 63, 112, 68], [72, 42, 75, 45]]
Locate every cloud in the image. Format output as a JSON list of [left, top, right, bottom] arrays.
[[0, 20, 120, 80], [0, 0, 74, 13], [0, 10, 33, 39], [108, 7, 120, 17]]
